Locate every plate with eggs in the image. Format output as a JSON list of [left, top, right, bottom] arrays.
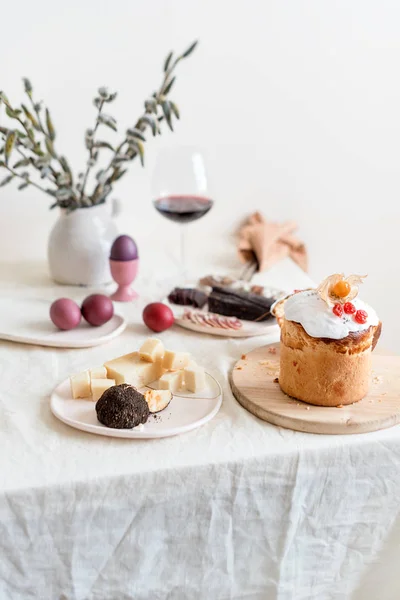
[[0, 295, 126, 348], [50, 337, 222, 439]]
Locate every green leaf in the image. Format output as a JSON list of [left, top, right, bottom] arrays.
[[130, 140, 144, 166], [98, 114, 117, 131], [163, 77, 176, 95], [126, 128, 146, 142], [162, 101, 173, 131], [45, 138, 57, 158], [13, 158, 30, 168], [139, 115, 157, 136], [164, 51, 173, 72], [182, 40, 198, 58], [46, 109, 56, 140], [5, 106, 21, 119], [91, 182, 103, 200], [144, 98, 157, 113], [22, 77, 32, 94], [21, 104, 39, 130], [33, 142, 44, 156], [109, 168, 127, 182], [95, 169, 106, 182], [59, 156, 71, 174], [170, 101, 180, 119], [5, 131, 16, 164], [93, 141, 115, 151], [0, 91, 10, 105], [0, 173, 14, 186]]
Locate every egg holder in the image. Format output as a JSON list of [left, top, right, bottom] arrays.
[[109, 259, 139, 302]]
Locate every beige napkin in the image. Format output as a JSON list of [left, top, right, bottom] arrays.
[[238, 212, 308, 272]]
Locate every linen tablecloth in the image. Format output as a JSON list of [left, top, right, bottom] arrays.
[[1, 257, 400, 600]]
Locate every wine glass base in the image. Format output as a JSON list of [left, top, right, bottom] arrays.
[[110, 287, 139, 302]]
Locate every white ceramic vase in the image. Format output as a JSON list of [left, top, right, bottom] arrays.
[[47, 201, 120, 286]]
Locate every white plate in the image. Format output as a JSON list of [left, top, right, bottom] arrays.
[[173, 317, 279, 338], [50, 374, 222, 439], [165, 284, 285, 338], [0, 297, 126, 348]]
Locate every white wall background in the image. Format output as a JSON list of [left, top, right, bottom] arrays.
[[1, 0, 399, 349]]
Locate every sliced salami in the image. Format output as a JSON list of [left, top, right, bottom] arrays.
[[180, 309, 243, 330]]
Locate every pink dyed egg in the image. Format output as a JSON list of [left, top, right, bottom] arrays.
[[50, 298, 82, 331]]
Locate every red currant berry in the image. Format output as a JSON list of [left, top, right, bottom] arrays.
[[343, 302, 356, 315], [354, 309, 368, 324], [332, 303, 343, 317]]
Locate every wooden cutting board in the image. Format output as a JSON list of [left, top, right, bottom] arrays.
[[230, 343, 400, 434]]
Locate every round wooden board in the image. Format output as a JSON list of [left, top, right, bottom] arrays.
[[230, 343, 400, 435]]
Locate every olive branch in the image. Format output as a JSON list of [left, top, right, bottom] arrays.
[[0, 40, 198, 211]]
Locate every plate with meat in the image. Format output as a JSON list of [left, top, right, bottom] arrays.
[[165, 277, 287, 338]]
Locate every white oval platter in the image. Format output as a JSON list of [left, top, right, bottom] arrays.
[[0, 297, 126, 348], [51, 373, 222, 439], [173, 316, 279, 338]]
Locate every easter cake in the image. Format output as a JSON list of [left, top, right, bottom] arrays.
[[276, 274, 382, 406]]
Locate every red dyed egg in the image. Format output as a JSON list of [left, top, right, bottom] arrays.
[[81, 294, 114, 327], [143, 302, 174, 332]]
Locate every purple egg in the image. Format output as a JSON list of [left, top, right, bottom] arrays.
[[110, 235, 138, 261]]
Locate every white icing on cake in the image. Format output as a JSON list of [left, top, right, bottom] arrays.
[[284, 290, 379, 340]]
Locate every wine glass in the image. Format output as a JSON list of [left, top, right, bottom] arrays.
[[152, 147, 213, 279]]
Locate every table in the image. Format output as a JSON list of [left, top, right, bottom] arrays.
[[1, 257, 399, 600]]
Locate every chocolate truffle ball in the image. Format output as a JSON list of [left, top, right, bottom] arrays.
[[96, 383, 149, 429]]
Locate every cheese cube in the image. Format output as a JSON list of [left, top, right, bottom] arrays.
[[184, 364, 206, 393], [162, 350, 190, 371], [139, 338, 164, 363], [89, 366, 107, 380], [70, 371, 91, 399], [145, 389, 172, 413], [104, 352, 163, 387], [91, 378, 116, 402], [157, 370, 183, 392], [186, 359, 198, 369]]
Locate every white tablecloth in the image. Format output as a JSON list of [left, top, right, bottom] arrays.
[[1, 257, 400, 600]]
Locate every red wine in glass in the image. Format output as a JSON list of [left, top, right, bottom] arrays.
[[153, 195, 213, 224]]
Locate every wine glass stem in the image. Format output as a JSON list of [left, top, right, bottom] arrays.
[[180, 224, 187, 281]]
